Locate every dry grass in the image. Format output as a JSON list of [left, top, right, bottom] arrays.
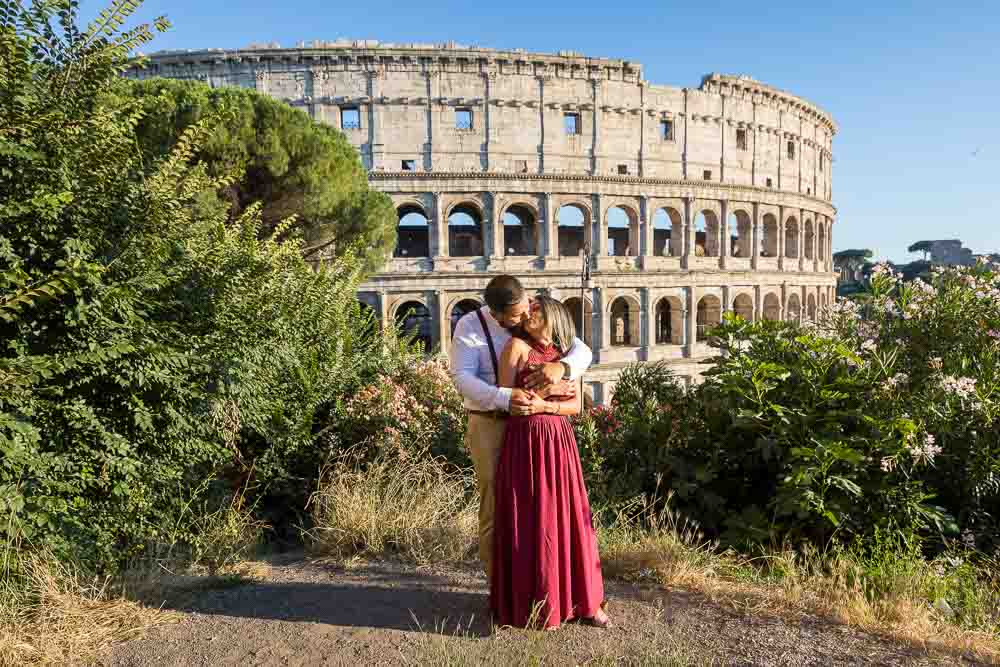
[[597, 494, 1000, 665], [307, 447, 478, 565], [0, 554, 178, 667]]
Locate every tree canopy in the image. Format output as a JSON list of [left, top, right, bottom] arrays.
[[126, 78, 397, 275], [833, 249, 874, 261]]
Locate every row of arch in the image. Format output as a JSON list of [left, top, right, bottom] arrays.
[[395, 199, 830, 262], [377, 289, 831, 354]]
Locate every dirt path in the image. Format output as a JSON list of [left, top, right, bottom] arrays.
[[101, 555, 982, 666]]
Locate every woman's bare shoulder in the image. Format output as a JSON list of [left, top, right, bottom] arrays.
[[502, 337, 532, 356]]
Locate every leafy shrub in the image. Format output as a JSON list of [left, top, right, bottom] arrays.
[[580, 262, 1000, 551], [0, 0, 396, 569]]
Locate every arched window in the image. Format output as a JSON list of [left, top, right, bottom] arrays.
[[449, 299, 481, 335], [606, 206, 637, 257], [395, 301, 432, 354], [763, 293, 781, 321], [563, 296, 593, 346], [653, 208, 680, 257], [762, 214, 779, 258], [696, 295, 722, 341], [786, 293, 802, 323], [502, 205, 538, 256], [785, 217, 799, 259], [448, 203, 484, 257], [733, 294, 754, 321], [557, 204, 588, 257], [609, 296, 640, 346], [655, 297, 684, 345], [729, 210, 753, 258], [395, 205, 430, 257], [804, 220, 815, 260]]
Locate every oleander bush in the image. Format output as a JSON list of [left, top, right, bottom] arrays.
[[577, 262, 1000, 552]]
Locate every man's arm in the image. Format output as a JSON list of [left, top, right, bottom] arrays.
[[560, 336, 593, 380], [448, 316, 512, 412]]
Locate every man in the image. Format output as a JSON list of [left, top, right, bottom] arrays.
[[449, 274, 593, 580]]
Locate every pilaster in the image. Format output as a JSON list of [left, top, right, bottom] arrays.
[[682, 196, 694, 269], [719, 199, 730, 269], [431, 192, 448, 258], [488, 191, 503, 260], [685, 286, 697, 355], [751, 202, 761, 270]]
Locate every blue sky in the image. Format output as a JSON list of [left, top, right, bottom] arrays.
[[84, 0, 999, 262]]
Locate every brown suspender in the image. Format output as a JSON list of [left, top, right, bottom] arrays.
[[475, 309, 500, 383]]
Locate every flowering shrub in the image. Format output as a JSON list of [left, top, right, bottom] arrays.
[[337, 357, 468, 466], [580, 261, 1000, 552]]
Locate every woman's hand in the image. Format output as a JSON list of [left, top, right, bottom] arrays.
[[522, 362, 566, 391], [509, 392, 548, 416]]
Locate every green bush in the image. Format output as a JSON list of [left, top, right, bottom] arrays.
[[579, 262, 1000, 552], [0, 0, 397, 569]]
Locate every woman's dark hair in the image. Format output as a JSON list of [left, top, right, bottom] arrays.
[[484, 274, 525, 313], [532, 295, 577, 356]]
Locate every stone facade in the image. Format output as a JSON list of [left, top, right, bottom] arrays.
[[130, 41, 839, 403]]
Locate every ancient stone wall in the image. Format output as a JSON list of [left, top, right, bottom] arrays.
[[132, 42, 839, 401]]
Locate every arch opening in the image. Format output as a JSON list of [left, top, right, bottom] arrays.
[[395, 301, 432, 354], [655, 296, 684, 345], [448, 203, 484, 257], [763, 293, 781, 321], [563, 296, 594, 346], [785, 217, 799, 259], [733, 293, 754, 322], [609, 296, 641, 346], [696, 295, 722, 341], [653, 208, 680, 257], [786, 293, 802, 323], [502, 204, 538, 256], [762, 214, 779, 258], [729, 210, 753, 258], [606, 206, 637, 257], [694, 211, 720, 257], [557, 204, 587, 257], [395, 204, 430, 258]]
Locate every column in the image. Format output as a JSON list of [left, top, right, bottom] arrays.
[[592, 286, 604, 361], [378, 290, 390, 332], [777, 206, 786, 270], [367, 68, 384, 171], [686, 286, 697, 354], [797, 208, 805, 271], [642, 288, 655, 356], [489, 192, 503, 260], [598, 288, 610, 353], [542, 193, 557, 258], [780, 282, 788, 322], [431, 192, 448, 258], [431, 290, 445, 351], [590, 78, 602, 175], [682, 197, 694, 269], [811, 216, 819, 272], [722, 286, 731, 317], [639, 195, 652, 257], [719, 199, 730, 269], [753, 285, 763, 321], [591, 194, 606, 257], [751, 203, 761, 270]]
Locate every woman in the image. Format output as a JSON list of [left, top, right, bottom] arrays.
[[491, 295, 610, 630]]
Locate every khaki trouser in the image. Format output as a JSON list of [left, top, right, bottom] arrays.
[[465, 413, 507, 582]]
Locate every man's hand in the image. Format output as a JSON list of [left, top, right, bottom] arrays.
[[509, 393, 547, 416], [523, 362, 566, 390], [538, 379, 577, 399], [509, 388, 536, 407]]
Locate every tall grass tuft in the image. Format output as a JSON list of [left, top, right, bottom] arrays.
[[307, 446, 478, 565]]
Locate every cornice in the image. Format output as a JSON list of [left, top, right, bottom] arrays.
[[368, 170, 838, 216]]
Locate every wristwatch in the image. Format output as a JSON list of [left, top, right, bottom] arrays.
[[560, 361, 571, 380]]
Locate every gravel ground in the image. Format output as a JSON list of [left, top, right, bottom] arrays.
[[100, 555, 985, 666]]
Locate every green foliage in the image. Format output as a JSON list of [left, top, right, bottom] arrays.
[[579, 264, 1000, 553], [0, 0, 397, 569], [125, 77, 397, 275]]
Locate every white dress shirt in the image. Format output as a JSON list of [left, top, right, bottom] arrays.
[[449, 305, 593, 412]]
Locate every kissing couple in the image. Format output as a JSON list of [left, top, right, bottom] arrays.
[[449, 274, 610, 630]]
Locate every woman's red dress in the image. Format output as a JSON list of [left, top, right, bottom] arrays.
[[490, 340, 605, 629]]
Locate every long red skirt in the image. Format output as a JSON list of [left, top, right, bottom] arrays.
[[490, 413, 605, 629]]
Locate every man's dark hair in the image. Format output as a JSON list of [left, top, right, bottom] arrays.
[[484, 274, 525, 313]]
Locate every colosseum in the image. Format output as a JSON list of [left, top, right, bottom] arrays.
[[130, 40, 838, 402]]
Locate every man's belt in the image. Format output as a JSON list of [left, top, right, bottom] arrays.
[[467, 409, 508, 420]]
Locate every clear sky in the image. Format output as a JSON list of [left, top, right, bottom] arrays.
[[83, 0, 999, 262]]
